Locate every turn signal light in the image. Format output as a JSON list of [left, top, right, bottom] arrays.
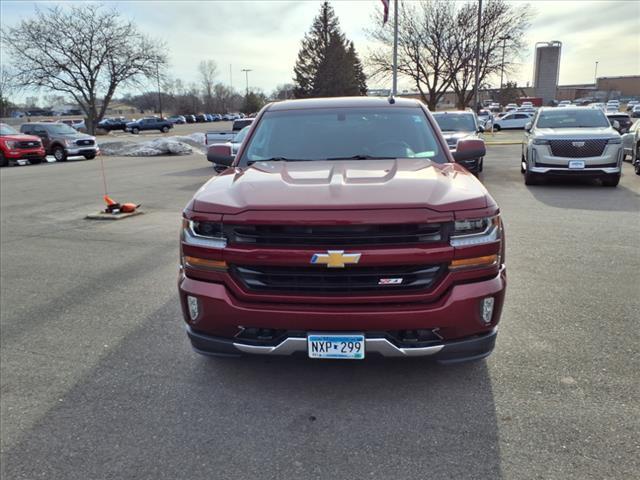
[[449, 254, 498, 270], [184, 256, 228, 271]]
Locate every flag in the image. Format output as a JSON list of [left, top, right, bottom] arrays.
[[381, 0, 389, 24]]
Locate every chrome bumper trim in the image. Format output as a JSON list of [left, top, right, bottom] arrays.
[[530, 166, 620, 174], [233, 337, 445, 357]]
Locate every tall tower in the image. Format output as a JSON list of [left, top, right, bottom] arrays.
[[533, 41, 562, 105]]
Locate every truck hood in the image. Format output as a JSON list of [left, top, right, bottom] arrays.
[[534, 127, 619, 139], [0, 133, 42, 143], [192, 159, 490, 214]]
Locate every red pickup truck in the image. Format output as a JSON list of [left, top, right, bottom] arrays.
[[179, 97, 506, 363], [0, 123, 46, 166]]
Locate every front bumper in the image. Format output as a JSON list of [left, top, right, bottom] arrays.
[[186, 325, 498, 364], [528, 143, 622, 175], [66, 146, 99, 156], [178, 266, 506, 362], [4, 148, 46, 160]]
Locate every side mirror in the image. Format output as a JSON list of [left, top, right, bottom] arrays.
[[612, 120, 620, 131], [524, 122, 532, 132], [477, 125, 485, 133], [453, 138, 486, 162], [207, 144, 234, 168]]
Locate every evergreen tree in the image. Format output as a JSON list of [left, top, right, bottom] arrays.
[[293, 1, 367, 98]]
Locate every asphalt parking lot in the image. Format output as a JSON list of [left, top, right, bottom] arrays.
[[1, 147, 638, 479]]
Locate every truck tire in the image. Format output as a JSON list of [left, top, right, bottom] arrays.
[[524, 167, 541, 186], [52, 146, 67, 162], [161, 126, 169, 133], [493, 124, 501, 131], [601, 174, 620, 187], [84, 153, 96, 160], [521, 154, 526, 174], [132, 127, 140, 134], [0, 152, 7, 167]]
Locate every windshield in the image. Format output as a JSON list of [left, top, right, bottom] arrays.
[[234, 125, 251, 144], [38, 124, 78, 134], [537, 109, 610, 128], [239, 107, 445, 165], [433, 113, 477, 132], [0, 123, 19, 135]]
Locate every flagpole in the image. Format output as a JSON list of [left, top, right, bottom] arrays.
[[392, 0, 398, 96]]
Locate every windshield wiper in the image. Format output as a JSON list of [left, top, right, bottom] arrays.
[[326, 155, 397, 160], [247, 157, 306, 165]]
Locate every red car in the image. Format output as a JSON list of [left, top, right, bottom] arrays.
[[0, 123, 46, 166], [179, 97, 506, 363]]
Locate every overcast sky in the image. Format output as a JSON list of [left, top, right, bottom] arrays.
[[1, 0, 639, 99]]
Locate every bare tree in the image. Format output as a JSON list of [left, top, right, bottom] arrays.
[[367, 1, 457, 110], [0, 66, 21, 116], [446, 0, 531, 109], [198, 60, 218, 111], [2, 4, 167, 132], [367, 0, 531, 110]]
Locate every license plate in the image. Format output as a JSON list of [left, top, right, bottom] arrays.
[[568, 160, 585, 169], [307, 334, 365, 360]]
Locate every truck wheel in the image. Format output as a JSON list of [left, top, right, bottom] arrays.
[[478, 158, 483, 172], [29, 157, 43, 165], [524, 167, 541, 186], [0, 152, 7, 167], [53, 146, 67, 162], [520, 154, 526, 174], [635, 161, 640, 175], [161, 126, 169, 133], [493, 124, 501, 131], [84, 154, 96, 160], [132, 127, 140, 134], [601, 174, 620, 187]]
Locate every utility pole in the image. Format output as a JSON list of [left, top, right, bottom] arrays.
[[392, 0, 398, 96], [241, 68, 252, 96], [156, 61, 163, 118], [473, 0, 483, 112], [594, 61, 599, 85], [230, 64, 233, 90], [499, 35, 510, 92]]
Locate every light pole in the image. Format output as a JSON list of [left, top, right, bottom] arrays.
[[499, 35, 511, 92], [241, 69, 252, 96], [473, 0, 483, 112], [594, 61, 599, 85], [156, 61, 163, 118]]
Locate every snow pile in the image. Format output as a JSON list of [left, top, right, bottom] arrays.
[[100, 133, 207, 157]]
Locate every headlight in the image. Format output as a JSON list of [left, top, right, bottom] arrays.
[[532, 139, 549, 145], [182, 219, 227, 248], [607, 137, 622, 144], [450, 215, 501, 247], [4, 140, 17, 149], [64, 139, 74, 146]]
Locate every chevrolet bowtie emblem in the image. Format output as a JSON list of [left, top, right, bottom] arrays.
[[311, 250, 361, 268]]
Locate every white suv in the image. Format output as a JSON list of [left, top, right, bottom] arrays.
[[521, 107, 623, 186]]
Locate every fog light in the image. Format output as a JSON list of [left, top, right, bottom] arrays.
[[481, 297, 494, 324], [187, 295, 200, 321]]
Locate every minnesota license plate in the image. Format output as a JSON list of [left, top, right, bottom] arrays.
[[568, 160, 585, 169], [307, 334, 365, 360]]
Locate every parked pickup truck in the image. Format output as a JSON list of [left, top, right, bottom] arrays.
[[20, 122, 98, 162], [205, 118, 253, 145], [0, 123, 46, 166], [522, 106, 623, 186], [180, 97, 506, 363], [126, 117, 173, 134]]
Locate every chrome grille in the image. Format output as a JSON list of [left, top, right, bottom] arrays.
[[232, 264, 444, 294], [549, 139, 607, 158]]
